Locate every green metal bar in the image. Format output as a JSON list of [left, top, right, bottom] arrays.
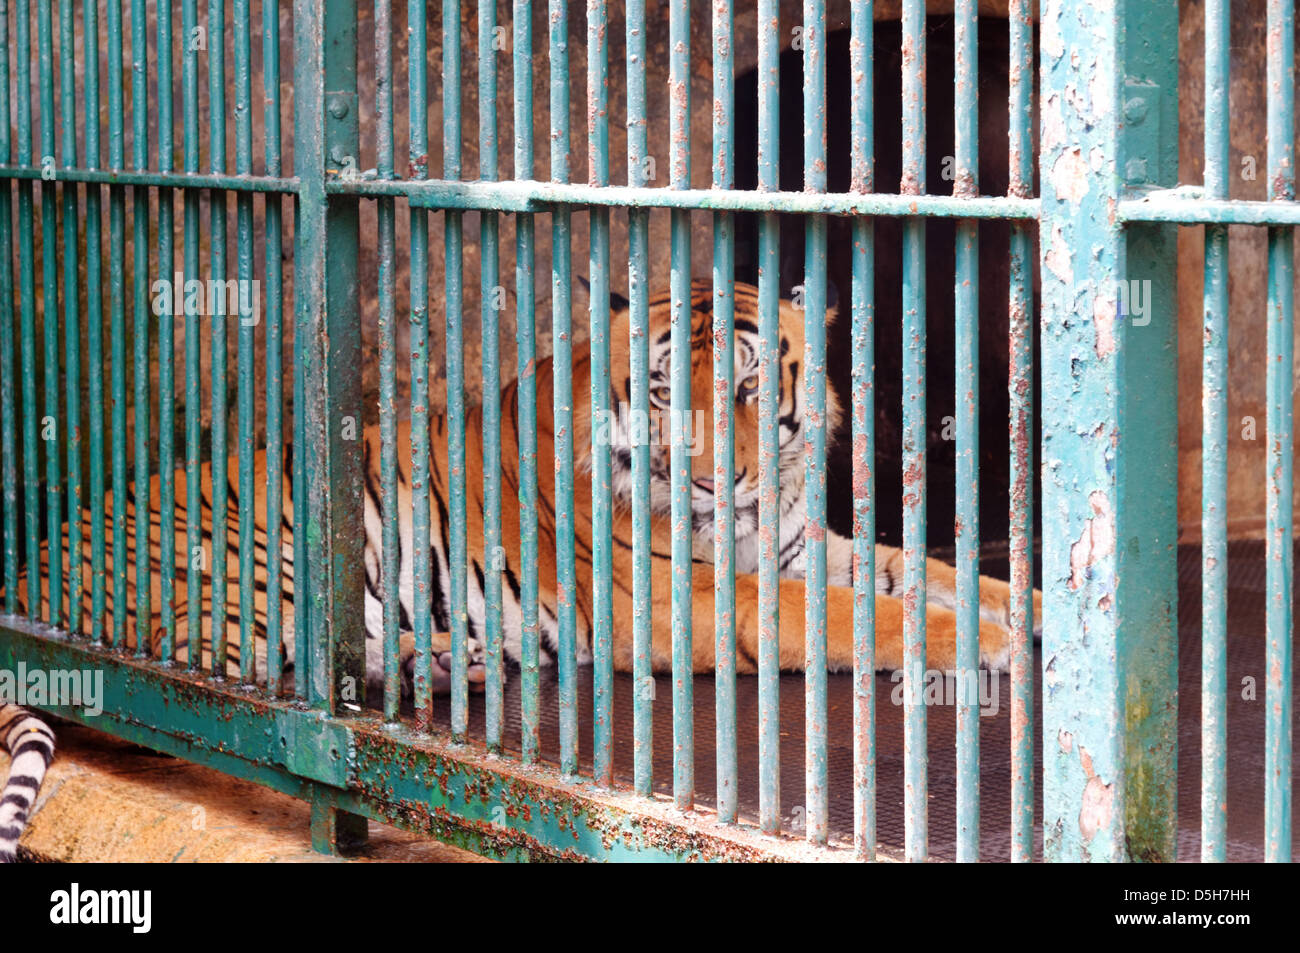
[[953, 0, 979, 863], [376, 0, 397, 718], [0, 0, 14, 614], [586, 0, 613, 787], [711, 0, 737, 824], [131, 0, 151, 656], [209, 0, 229, 676], [1120, 194, 1300, 225], [443, 0, 468, 742], [58, 0, 80, 634], [84, 0, 105, 643], [0, 166, 299, 192], [625, 0, 651, 797], [478, 0, 503, 751], [235, 0, 255, 682], [668, 0, 693, 814], [263, 0, 284, 693], [355, 177, 1040, 219], [900, 0, 927, 863], [156, 0, 176, 660], [407, 0, 432, 725], [802, 0, 828, 846], [548, 0, 577, 777], [1264, 0, 1294, 865], [514, 0, 540, 765], [15, 0, 38, 623], [182, 0, 202, 670], [108, 0, 127, 648], [1200, 0, 1230, 864], [38, 0, 62, 627], [755, 0, 780, 834], [849, 0, 876, 863], [1008, 0, 1034, 864], [0, 618, 841, 863]]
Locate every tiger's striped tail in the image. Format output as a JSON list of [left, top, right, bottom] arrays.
[[0, 705, 55, 862]]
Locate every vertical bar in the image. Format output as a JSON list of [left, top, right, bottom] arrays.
[[38, 0, 63, 628], [802, 0, 828, 845], [625, 0, 651, 796], [444, 0, 468, 742], [849, 0, 876, 862], [755, 0, 780, 834], [263, 0, 285, 694], [376, 0, 398, 717], [479, 0, 504, 750], [1264, 0, 1294, 864], [182, 0, 202, 669], [59, 0, 81, 634], [711, 0, 737, 824], [549, 0, 577, 776], [108, 0, 128, 648], [208, 0, 228, 675], [85, 0, 105, 643], [1039, 0, 1180, 862], [156, 0, 176, 660], [130, 0, 150, 656], [900, 0, 927, 863], [514, 0, 540, 765], [0, 0, 15, 614], [586, 0, 613, 787], [408, 0, 432, 725], [1200, 0, 1230, 863], [668, 0, 693, 814], [234, 0, 255, 680], [16, 0, 39, 622], [953, 0, 980, 863], [1008, 0, 1034, 863]]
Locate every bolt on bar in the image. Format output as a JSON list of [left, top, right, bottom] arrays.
[[1008, 0, 1035, 864], [550, 0, 579, 778], [626, 0, 652, 798], [264, 0, 285, 696], [408, 0, 433, 726], [849, 0, 877, 863], [59, 0, 82, 635], [802, 0, 830, 846], [444, 0, 470, 743], [952, 0, 980, 863], [156, 0, 176, 661], [1200, 0, 1230, 863], [711, 0, 738, 825], [900, 0, 928, 863], [479, 0, 505, 750], [1264, 0, 1294, 865], [131, 0, 151, 657], [587, 0, 614, 788], [756, 0, 781, 835], [514, 0, 542, 765], [669, 0, 694, 814]]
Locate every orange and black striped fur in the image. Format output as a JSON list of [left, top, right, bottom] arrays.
[[17, 280, 1040, 697], [0, 705, 55, 862]]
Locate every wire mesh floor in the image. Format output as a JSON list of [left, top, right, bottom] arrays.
[[429, 541, 1299, 861]]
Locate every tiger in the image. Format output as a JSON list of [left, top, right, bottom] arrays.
[[15, 279, 1039, 702], [0, 704, 55, 862]]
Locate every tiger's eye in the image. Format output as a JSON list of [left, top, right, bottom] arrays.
[[651, 384, 673, 405]]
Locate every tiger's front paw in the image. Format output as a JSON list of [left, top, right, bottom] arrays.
[[399, 633, 489, 697]]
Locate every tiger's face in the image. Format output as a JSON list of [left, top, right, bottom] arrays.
[[585, 279, 841, 550]]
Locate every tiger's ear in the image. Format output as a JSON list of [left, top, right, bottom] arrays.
[[576, 275, 630, 313]]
